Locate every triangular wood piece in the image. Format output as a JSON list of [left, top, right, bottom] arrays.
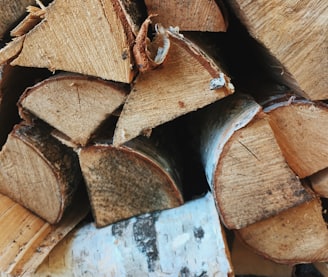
[[0, 122, 82, 224], [264, 96, 328, 178], [237, 197, 328, 264], [0, 190, 89, 277], [113, 30, 234, 145], [7, 0, 136, 83], [36, 193, 233, 276], [228, 0, 328, 100], [19, 73, 127, 146], [79, 136, 184, 227], [310, 168, 328, 198], [197, 94, 312, 229], [144, 0, 227, 32]]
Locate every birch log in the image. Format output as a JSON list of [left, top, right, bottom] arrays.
[[0, 190, 89, 277], [79, 135, 183, 227], [35, 193, 233, 277], [227, 0, 328, 100], [18, 73, 127, 146], [237, 197, 328, 264], [0, 122, 82, 224], [196, 93, 311, 229]]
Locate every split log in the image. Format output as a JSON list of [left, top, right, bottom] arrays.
[[0, 190, 89, 277], [35, 193, 233, 276], [113, 28, 234, 145], [310, 168, 328, 198], [195, 93, 312, 229], [18, 73, 128, 146], [0, 65, 50, 149], [314, 262, 328, 276], [0, 0, 35, 38], [226, 0, 328, 100], [263, 95, 328, 178], [79, 135, 184, 227], [237, 196, 328, 264], [0, 122, 82, 224], [144, 0, 227, 32], [231, 236, 293, 277], [1, 0, 137, 83]]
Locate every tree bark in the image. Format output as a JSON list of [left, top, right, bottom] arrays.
[[0, 122, 82, 224], [35, 193, 233, 277]]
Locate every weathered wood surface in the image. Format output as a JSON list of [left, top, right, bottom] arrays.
[[113, 29, 234, 145], [0, 190, 89, 277], [35, 193, 233, 277], [310, 168, 328, 198], [144, 0, 227, 31], [237, 197, 328, 264], [227, 0, 328, 100], [0, 122, 82, 224], [79, 136, 183, 227], [19, 73, 127, 146], [2, 0, 136, 83], [197, 94, 312, 229]]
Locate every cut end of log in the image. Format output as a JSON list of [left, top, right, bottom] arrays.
[[0, 122, 81, 224], [79, 141, 183, 227]]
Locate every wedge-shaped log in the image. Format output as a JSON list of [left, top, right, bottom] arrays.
[[18, 73, 127, 146], [198, 94, 312, 229], [36, 193, 233, 276], [79, 136, 184, 227], [237, 197, 328, 263], [310, 168, 328, 198], [231, 236, 293, 277], [0, 0, 35, 38], [1, 0, 136, 83], [113, 30, 234, 145], [264, 96, 328, 178], [0, 122, 82, 224], [144, 0, 227, 32], [0, 190, 89, 277], [227, 0, 328, 100]]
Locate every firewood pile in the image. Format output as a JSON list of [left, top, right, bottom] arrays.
[[0, 0, 327, 276]]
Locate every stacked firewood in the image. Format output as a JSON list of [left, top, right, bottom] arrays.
[[0, 0, 327, 276]]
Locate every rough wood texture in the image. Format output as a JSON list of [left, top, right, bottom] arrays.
[[237, 197, 328, 264], [231, 236, 293, 277], [79, 136, 183, 227], [113, 30, 234, 145], [0, 122, 82, 224], [35, 193, 233, 276], [0, 0, 35, 38], [19, 73, 127, 146], [264, 97, 328, 178], [144, 0, 227, 32], [0, 190, 89, 277], [198, 94, 312, 229], [310, 168, 328, 198], [4, 0, 136, 83], [228, 0, 328, 100]]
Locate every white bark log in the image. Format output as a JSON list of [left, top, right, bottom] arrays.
[[35, 193, 233, 276]]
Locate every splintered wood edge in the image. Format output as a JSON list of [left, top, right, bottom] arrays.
[[215, 116, 312, 229], [18, 73, 128, 146], [113, 31, 234, 146], [79, 143, 183, 227], [0, 36, 25, 65], [144, 0, 228, 32], [267, 99, 328, 178], [237, 198, 328, 264], [35, 193, 233, 276], [310, 167, 328, 198], [0, 190, 89, 277]]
